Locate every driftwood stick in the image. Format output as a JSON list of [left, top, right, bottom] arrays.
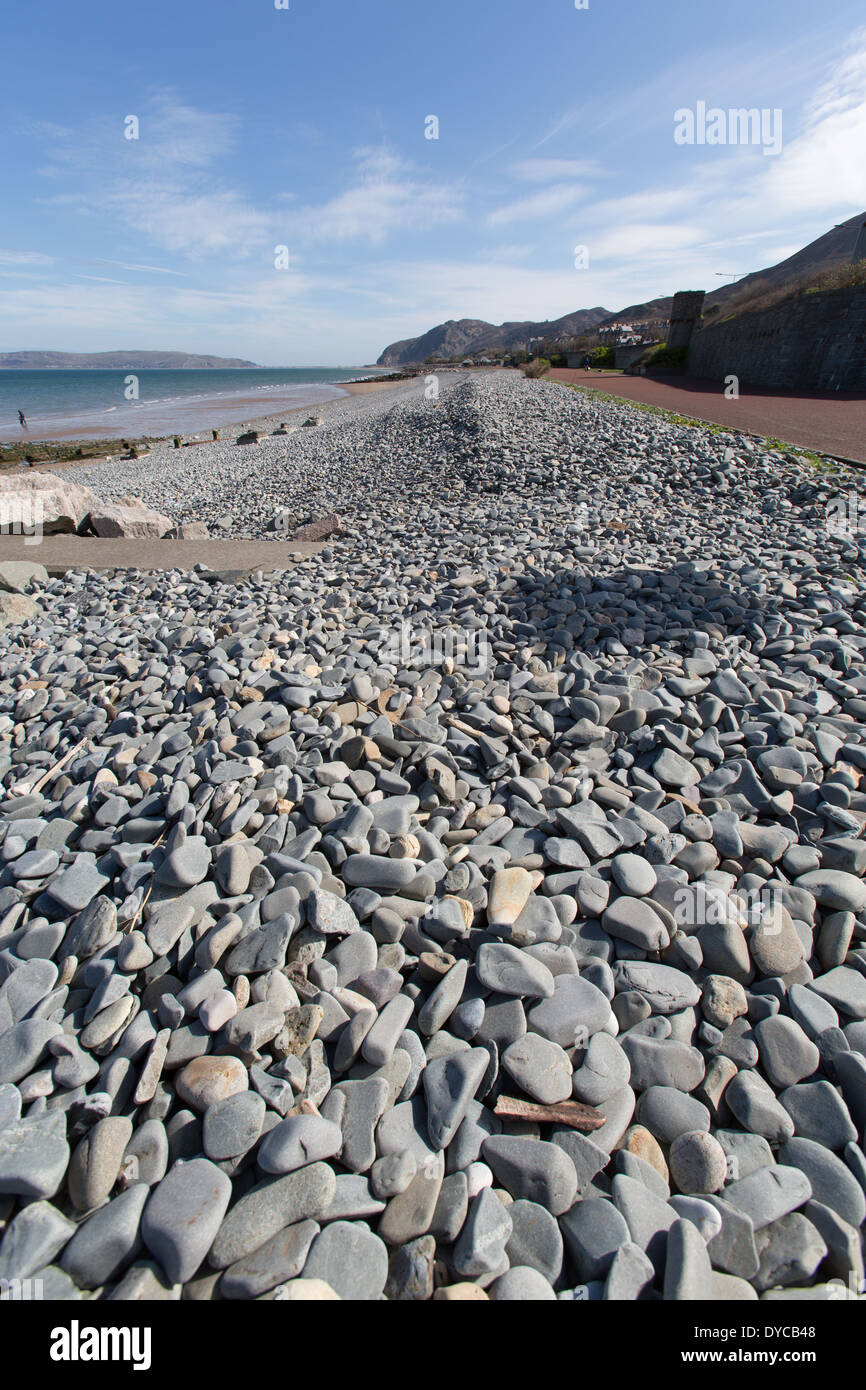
[[9, 737, 87, 797], [494, 1095, 606, 1131]]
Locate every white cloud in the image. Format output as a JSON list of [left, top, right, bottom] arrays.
[[488, 183, 587, 226], [511, 158, 601, 182], [288, 147, 463, 244]]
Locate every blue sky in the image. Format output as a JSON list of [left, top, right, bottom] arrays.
[[1, 0, 865, 364]]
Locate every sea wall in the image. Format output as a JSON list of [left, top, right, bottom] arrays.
[[688, 284, 866, 390]]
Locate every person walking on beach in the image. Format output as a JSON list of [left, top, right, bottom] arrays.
[[583, 355, 592, 373], [18, 409, 27, 429]]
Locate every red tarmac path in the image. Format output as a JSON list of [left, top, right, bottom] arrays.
[[547, 370, 866, 465]]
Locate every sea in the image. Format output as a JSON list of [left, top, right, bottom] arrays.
[[0, 367, 387, 442]]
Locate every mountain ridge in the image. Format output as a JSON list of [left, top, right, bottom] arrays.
[[0, 350, 260, 369], [377, 212, 866, 366]]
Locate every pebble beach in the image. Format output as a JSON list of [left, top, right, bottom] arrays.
[[1, 369, 866, 1302]]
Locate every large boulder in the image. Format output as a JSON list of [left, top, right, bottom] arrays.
[[89, 500, 173, 539], [0, 593, 39, 628], [0, 560, 49, 593], [0, 473, 99, 534], [291, 514, 342, 542]]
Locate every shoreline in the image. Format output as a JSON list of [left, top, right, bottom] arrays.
[[0, 373, 396, 450]]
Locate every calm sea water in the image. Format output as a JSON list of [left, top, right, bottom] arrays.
[[0, 367, 385, 441]]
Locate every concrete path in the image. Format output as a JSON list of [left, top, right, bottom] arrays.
[[547, 370, 866, 465], [0, 536, 323, 577]]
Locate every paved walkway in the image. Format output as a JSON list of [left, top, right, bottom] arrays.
[[547, 370, 866, 464], [0, 536, 322, 577]]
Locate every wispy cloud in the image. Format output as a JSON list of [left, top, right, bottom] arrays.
[[287, 147, 464, 244], [488, 183, 588, 226]]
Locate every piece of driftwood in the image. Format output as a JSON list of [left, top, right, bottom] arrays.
[[493, 1095, 606, 1131], [9, 736, 87, 797]]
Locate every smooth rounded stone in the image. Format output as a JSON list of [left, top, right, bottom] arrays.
[[603, 895, 669, 951], [715, 1130, 774, 1185], [451, 996, 486, 1040], [417, 959, 468, 1035], [611, 853, 657, 897], [612, 960, 702, 1017], [619, 1035, 705, 1094], [747, 902, 806, 977], [68, 1116, 133, 1212], [576, 874, 609, 918], [224, 1000, 285, 1054], [175, 1056, 248, 1112], [61, 893, 116, 956], [452, 1186, 513, 1277], [156, 837, 211, 889], [663, 1217, 713, 1300], [302, 1219, 388, 1300], [210, 1163, 337, 1269], [342, 855, 419, 893], [481, 1136, 577, 1216], [786, 984, 838, 1040], [572, 1032, 630, 1105], [528, 974, 610, 1048], [489, 1265, 556, 1300], [502, 1034, 572, 1105], [778, 1081, 857, 1150], [0, 1198, 76, 1280], [60, 1184, 149, 1289], [258, 1115, 342, 1175], [377, 1151, 444, 1246], [668, 1195, 723, 1243], [725, 1070, 796, 1144], [753, 1213, 828, 1292], [615, 1147, 670, 1201], [122, 1120, 169, 1188], [361, 994, 415, 1068], [612, 991, 652, 1031], [591, 1085, 637, 1154], [804, 1198, 865, 1290], [224, 918, 295, 976], [142, 1159, 232, 1284], [0, 1018, 63, 1085], [701, 974, 749, 1030], [795, 869, 866, 913], [202, 1091, 266, 1161], [778, 1137, 866, 1228], [306, 888, 359, 937], [560, 1196, 630, 1282], [487, 867, 534, 926], [49, 1034, 100, 1089], [423, 1048, 489, 1150], [327, 931, 379, 986], [319, 1174, 386, 1222], [353, 967, 402, 1009], [834, 1052, 866, 1135], [271, 1277, 341, 1300], [116, 931, 153, 974], [723, 1165, 813, 1230], [199, 989, 238, 1034], [0, 1112, 70, 1198], [808, 966, 866, 1019], [107, 1259, 181, 1301], [603, 1240, 655, 1300], [612, 1173, 678, 1271], [215, 843, 252, 897], [503, 1197, 563, 1284], [1, 957, 58, 1023], [370, 1150, 417, 1201], [381, 1232, 437, 1302], [425, 1170, 467, 1245], [669, 1131, 727, 1195], [476, 943, 555, 1000], [221, 1218, 320, 1300], [634, 1086, 710, 1144]]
